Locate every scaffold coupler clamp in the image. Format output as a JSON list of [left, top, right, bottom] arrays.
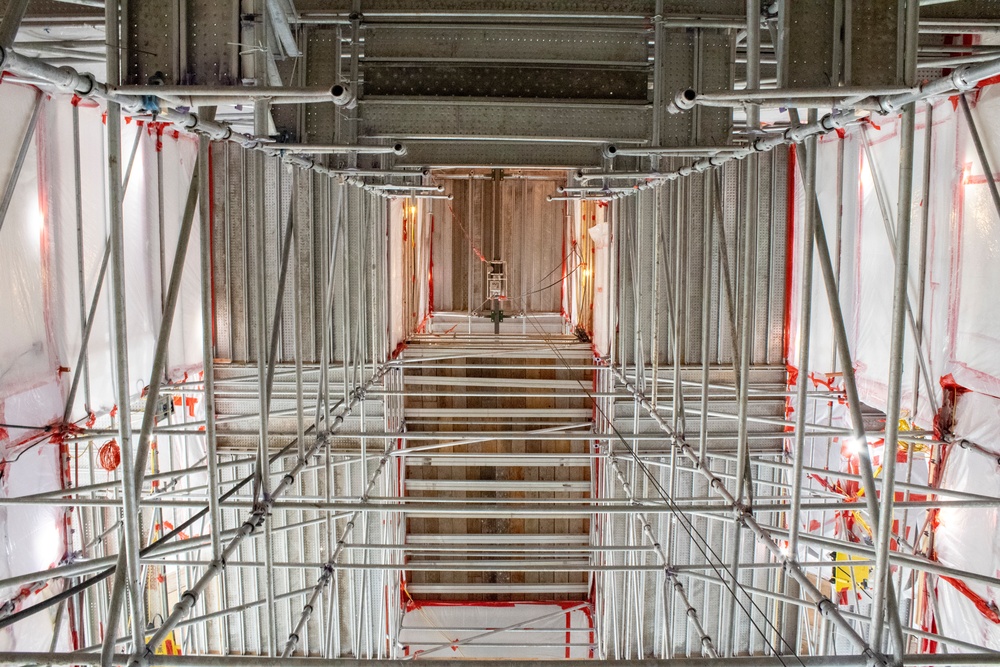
[[862, 647, 890, 667]]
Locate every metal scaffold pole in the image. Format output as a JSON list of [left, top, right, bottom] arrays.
[[140, 366, 389, 662], [611, 365, 885, 666], [6, 1, 1000, 662]]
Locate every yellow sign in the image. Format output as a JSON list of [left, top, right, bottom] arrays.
[[833, 552, 870, 592], [146, 631, 182, 656]]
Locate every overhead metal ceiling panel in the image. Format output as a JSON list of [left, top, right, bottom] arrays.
[[395, 141, 604, 169], [848, 0, 903, 87], [362, 24, 650, 64], [293, 0, 743, 15], [780, 0, 837, 87], [122, 0, 238, 85], [360, 99, 651, 143], [656, 29, 735, 147]]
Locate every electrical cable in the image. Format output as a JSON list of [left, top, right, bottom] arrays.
[[534, 245, 581, 286], [511, 261, 584, 302], [503, 250, 585, 313], [469, 254, 584, 317]]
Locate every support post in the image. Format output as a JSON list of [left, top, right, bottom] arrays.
[[727, 1, 761, 645], [198, 125, 223, 562], [698, 175, 713, 463], [911, 102, 933, 417], [102, 99, 148, 664], [252, 101, 272, 504], [789, 113, 817, 556]]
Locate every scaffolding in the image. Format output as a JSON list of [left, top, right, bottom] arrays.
[[1, 0, 1000, 666]]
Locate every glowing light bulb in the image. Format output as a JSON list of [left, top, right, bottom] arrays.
[[846, 437, 865, 454]]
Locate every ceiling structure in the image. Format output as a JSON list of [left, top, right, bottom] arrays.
[[0, 1, 999, 666]]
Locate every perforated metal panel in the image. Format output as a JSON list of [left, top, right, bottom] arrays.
[[123, 0, 238, 84], [848, 0, 902, 87], [293, 0, 743, 13], [303, 26, 342, 145], [360, 99, 652, 142], [363, 23, 648, 100], [395, 141, 603, 169], [780, 0, 837, 88], [657, 29, 734, 147], [187, 0, 239, 83], [364, 25, 650, 63]]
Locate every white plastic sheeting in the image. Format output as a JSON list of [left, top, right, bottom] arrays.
[[589, 214, 611, 356], [0, 449, 71, 653], [789, 85, 1000, 426], [0, 83, 76, 655], [786, 82, 1000, 653], [398, 601, 593, 659], [0, 86, 57, 450], [388, 198, 406, 348], [936, 390, 1000, 651], [0, 81, 204, 651], [394, 197, 431, 332], [0, 85, 203, 436]]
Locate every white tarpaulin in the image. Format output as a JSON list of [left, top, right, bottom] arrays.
[[789, 86, 1000, 426], [0, 81, 204, 651], [936, 390, 1000, 651], [786, 81, 1000, 654]]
